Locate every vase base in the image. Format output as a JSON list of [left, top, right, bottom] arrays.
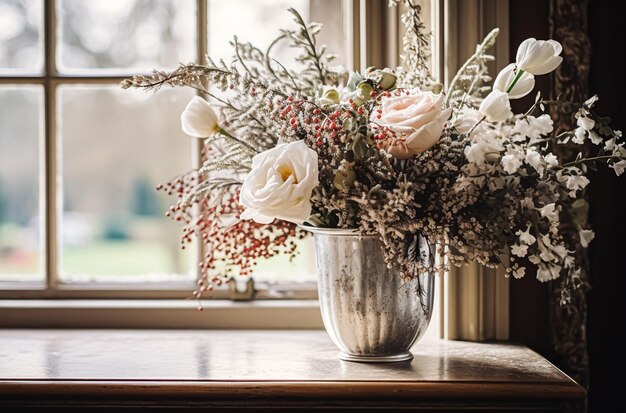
[[338, 351, 414, 363]]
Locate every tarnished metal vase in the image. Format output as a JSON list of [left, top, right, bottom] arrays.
[[303, 227, 435, 363]]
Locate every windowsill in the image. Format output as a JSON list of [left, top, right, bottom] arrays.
[[0, 299, 324, 329], [0, 330, 585, 411]]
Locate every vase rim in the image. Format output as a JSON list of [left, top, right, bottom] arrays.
[[298, 225, 376, 237]]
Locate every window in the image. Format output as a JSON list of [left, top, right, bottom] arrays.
[[1, 0, 499, 340], [0, 0, 352, 301]]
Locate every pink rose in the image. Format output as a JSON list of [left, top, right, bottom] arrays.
[[374, 91, 452, 159]]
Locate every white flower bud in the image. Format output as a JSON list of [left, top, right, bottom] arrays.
[[479, 90, 513, 122], [515, 38, 563, 75], [320, 87, 340, 105], [180, 97, 219, 138], [374, 69, 397, 90]]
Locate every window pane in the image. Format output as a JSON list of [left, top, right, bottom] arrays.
[[208, 0, 310, 66], [207, 0, 346, 69], [0, 0, 43, 73], [57, 0, 196, 73], [252, 237, 317, 283], [0, 86, 43, 282], [58, 85, 195, 283]]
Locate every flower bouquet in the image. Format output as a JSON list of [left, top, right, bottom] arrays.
[[123, 1, 625, 361]]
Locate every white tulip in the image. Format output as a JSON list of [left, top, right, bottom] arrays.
[[180, 96, 220, 137], [494, 63, 535, 99], [479, 90, 513, 122], [240, 140, 319, 225], [515, 38, 563, 75]]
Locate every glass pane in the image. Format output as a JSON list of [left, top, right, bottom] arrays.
[[58, 85, 195, 282], [0, 0, 43, 73], [252, 237, 317, 283], [208, 0, 309, 67], [309, 0, 347, 68], [0, 86, 43, 282], [57, 0, 196, 73], [208, 0, 345, 69]]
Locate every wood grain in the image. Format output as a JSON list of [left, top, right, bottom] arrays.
[[0, 330, 585, 412]]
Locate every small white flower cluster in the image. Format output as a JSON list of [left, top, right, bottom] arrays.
[[448, 39, 623, 299]]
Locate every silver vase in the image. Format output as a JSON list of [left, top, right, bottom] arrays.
[[303, 227, 435, 363]]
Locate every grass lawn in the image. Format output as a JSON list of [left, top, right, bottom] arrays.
[[62, 240, 190, 277], [2, 239, 316, 282]]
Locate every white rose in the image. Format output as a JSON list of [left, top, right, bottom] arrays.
[[239, 140, 319, 225], [515, 38, 563, 76], [375, 91, 452, 159], [494, 63, 535, 99], [479, 90, 513, 123], [180, 96, 220, 137]]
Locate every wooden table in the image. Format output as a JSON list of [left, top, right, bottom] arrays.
[[0, 330, 585, 412]]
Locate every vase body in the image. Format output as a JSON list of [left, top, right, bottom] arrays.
[[304, 227, 435, 363]]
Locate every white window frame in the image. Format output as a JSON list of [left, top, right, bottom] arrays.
[[1, 0, 510, 336]]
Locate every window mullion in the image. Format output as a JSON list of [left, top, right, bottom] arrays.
[[194, 0, 209, 286], [44, 0, 58, 292]]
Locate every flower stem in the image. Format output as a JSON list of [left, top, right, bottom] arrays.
[[563, 155, 626, 168], [506, 68, 525, 94], [468, 115, 487, 136]]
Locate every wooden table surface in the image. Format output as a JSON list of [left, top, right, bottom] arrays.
[[0, 330, 585, 412]]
